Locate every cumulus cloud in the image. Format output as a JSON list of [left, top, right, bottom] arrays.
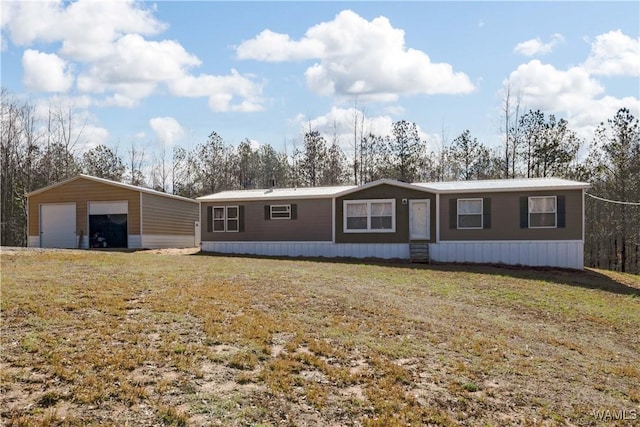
[[504, 58, 639, 139], [582, 30, 640, 76], [22, 49, 73, 92], [2, 0, 165, 60], [236, 29, 323, 62], [168, 70, 264, 112], [513, 33, 565, 56], [3, 0, 264, 112], [295, 106, 439, 152], [237, 10, 475, 101], [149, 117, 185, 147]]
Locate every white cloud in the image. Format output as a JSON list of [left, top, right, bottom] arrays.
[[296, 106, 439, 153], [236, 29, 323, 62], [80, 124, 110, 151], [4, 0, 265, 112], [582, 30, 640, 76], [2, 0, 165, 61], [22, 49, 73, 92], [505, 59, 639, 140], [237, 9, 475, 101], [149, 117, 185, 147], [168, 70, 264, 112], [514, 33, 565, 56]]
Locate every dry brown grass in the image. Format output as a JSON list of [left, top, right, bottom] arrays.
[[1, 248, 639, 426]]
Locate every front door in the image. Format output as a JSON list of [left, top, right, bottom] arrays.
[[409, 199, 430, 240]]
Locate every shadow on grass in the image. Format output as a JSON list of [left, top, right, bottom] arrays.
[[193, 251, 640, 297]]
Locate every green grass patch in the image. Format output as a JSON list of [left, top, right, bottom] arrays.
[[1, 249, 638, 425]]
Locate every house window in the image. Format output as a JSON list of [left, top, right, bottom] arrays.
[[213, 206, 239, 232], [457, 198, 483, 229], [529, 196, 556, 228], [270, 204, 291, 219], [226, 206, 239, 231], [344, 199, 395, 233], [213, 207, 225, 232]]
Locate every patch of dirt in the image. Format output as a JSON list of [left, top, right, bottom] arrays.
[[135, 247, 201, 255]]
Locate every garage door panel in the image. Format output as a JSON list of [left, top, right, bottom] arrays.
[[41, 203, 77, 248]]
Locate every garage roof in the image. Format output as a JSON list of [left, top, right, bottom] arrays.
[[26, 174, 198, 203]]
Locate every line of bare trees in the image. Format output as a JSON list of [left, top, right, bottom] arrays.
[[2, 88, 638, 272]]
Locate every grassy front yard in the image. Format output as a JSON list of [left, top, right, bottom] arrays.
[[1, 249, 639, 426]]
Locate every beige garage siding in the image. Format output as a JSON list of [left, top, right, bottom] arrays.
[[28, 178, 141, 236], [141, 192, 199, 235]]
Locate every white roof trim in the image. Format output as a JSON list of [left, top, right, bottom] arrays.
[[414, 178, 590, 193], [26, 174, 198, 203], [197, 185, 357, 202], [333, 178, 428, 198], [196, 177, 590, 203]]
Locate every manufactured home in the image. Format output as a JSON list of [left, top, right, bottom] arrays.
[[197, 178, 590, 269], [26, 175, 200, 249]]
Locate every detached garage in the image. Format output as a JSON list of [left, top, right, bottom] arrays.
[[26, 175, 200, 249]]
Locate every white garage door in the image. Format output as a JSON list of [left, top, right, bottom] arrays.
[[40, 203, 77, 248]]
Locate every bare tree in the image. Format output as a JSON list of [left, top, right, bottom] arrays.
[[127, 140, 146, 186]]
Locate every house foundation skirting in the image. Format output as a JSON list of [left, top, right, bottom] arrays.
[[430, 240, 584, 270], [201, 241, 410, 260], [201, 240, 584, 270]]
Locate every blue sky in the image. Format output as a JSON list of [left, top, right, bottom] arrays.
[[1, 1, 638, 161]]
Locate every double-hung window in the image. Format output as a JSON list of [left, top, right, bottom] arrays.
[[528, 196, 556, 228], [212, 206, 239, 232], [457, 198, 483, 229], [344, 199, 395, 232]]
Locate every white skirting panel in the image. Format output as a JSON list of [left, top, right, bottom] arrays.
[[201, 240, 583, 269], [28, 236, 40, 248], [128, 235, 142, 249], [141, 234, 196, 249], [201, 241, 410, 260], [430, 240, 584, 270]]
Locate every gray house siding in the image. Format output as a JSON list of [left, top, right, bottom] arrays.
[[335, 184, 436, 244], [439, 189, 583, 241], [201, 198, 333, 242]]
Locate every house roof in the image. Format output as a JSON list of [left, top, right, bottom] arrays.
[[414, 177, 591, 194], [197, 177, 589, 202], [197, 185, 357, 202], [26, 174, 199, 203]]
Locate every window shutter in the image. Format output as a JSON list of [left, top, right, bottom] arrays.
[[482, 198, 491, 229], [239, 206, 245, 232], [520, 197, 528, 228], [449, 198, 457, 229], [206, 206, 213, 232], [557, 195, 566, 228], [264, 205, 271, 220], [291, 204, 297, 220]]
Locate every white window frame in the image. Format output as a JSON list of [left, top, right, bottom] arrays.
[[528, 196, 557, 229], [343, 199, 395, 233], [270, 204, 291, 220], [212, 206, 239, 232], [457, 198, 483, 230]]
